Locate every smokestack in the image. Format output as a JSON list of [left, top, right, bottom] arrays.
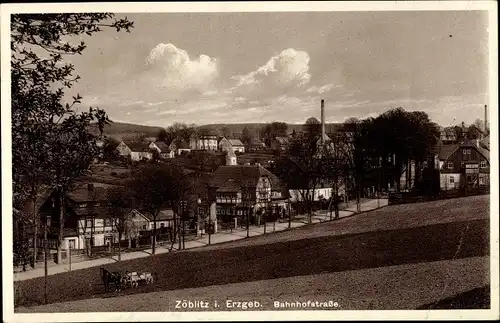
[[485, 105, 488, 132], [321, 99, 326, 143]]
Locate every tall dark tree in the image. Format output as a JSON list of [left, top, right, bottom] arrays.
[[11, 14, 134, 267], [157, 128, 168, 142], [303, 117, 321, 141], [107, 186, 133, 261], [129, 163, 191, 255], [259, 122, 288, 146], [241, 126, 252, 146], [274, 136, 325, 223]]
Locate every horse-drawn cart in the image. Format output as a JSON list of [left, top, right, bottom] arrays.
[[100, 267, 154, 293], [121, 271, 154, 288]]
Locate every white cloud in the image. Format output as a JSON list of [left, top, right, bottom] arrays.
[[306, 84, 343, 94], [146, 43, 219, 91], [232, 48, 311, 91]]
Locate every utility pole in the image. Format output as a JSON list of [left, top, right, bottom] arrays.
[[44, 214, 48, 305]]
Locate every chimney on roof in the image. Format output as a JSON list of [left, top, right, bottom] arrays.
[[321, 99, 326, 144]]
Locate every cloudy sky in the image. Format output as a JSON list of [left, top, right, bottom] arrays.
[[65, 10, 490, 127]]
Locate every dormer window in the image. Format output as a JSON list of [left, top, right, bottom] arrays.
[[447, 162, 453, 169], [79, 203, 87, 208], [480, 160, 487, 168]]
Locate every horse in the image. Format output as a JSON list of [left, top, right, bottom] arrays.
[[100, 267, 123, 293]]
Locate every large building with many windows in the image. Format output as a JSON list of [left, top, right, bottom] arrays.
[[436, 139, 490, 190]]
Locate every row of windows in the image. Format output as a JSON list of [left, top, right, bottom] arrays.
[[447, 160, 487, 169]]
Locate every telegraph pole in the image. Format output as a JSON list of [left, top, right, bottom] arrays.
[[44, 214, 49, 305]]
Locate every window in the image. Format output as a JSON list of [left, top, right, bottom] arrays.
[[480, 160, 487, 168], [86, 219, 93, 228], [160, 223, 165, 228], [447, 162, 453, 169], [449, 176, 454, 184], [142, 224, 147, 230], [103, 219, 112, 227], [79, 203, 87, 208]]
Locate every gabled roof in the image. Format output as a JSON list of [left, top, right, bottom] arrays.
[[274, 136, 290, 145], [68, 186, 109, 203], [216, 179, 242, 193], [249, 137, 265, 146], [170, 137, 190, 149], [154, 141, 170, 152], [209, 165, 285, 194], [126, 142, 153, 152], [438, 144, 459, 160], [132, 209, 175, 221], [228, 139, 244, 146]]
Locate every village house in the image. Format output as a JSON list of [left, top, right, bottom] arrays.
[[127, 209, 175, 231], [436, 139, 490, 190], [168, 136, 191, 156], [247, 137, 267, 152], [127, 142, 154, 161], [116, 140, 133, 157], [116, 141, 154, 161], [150, 141, 174, 159], [190, 130, 218, 151], [208, 164, 286, 225], [270, 136, 290, 152], [219, 137, 245, 153], [59, 183, 121, 252], [439, 126, 459, 144]]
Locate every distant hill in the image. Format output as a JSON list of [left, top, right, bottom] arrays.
[[88, 121, 164, 141], [89, 120, 346, 142], [197, 122, 343, 137]]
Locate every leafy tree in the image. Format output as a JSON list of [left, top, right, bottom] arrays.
[[101, 136, 120, 162], [259, 122, 288, 146], [241, 126, 252, 146], [157, 128, 168, 142], [166, 122, 197, 143], [220, 126, 232, 138], [11, 13, 133, 266], [303, 117, 321, 140], [128, 163, 191, 255], [273, 136, 325, 223], [107, 186, 133, 261]]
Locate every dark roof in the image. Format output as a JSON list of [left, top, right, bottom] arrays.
[[68, 186, 108, 203], [216, 179, 242, 193], [274, 137, 290, 145], [438, 144, 459, 160], [136, 209, 174, 221], [126, 142, 153, 152], [154, 141, 170, 152], [209, 165, 285, 193], [197, 129, 219, 137], [249, 138, 265, 146], [170, 138, 190, 149], [438, 140, 490, 162], [228, 139, 244, 146]]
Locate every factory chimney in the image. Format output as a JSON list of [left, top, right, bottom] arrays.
[[484, 105, 488, 133], [321, 99, 326, 143]]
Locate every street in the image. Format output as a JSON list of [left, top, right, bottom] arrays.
[[14, 195, 489, 310]]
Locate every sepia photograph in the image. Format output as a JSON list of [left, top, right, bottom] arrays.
[[1, 1, 498, 321]]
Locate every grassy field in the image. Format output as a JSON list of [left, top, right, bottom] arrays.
[[14, 195, 490, 309]]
